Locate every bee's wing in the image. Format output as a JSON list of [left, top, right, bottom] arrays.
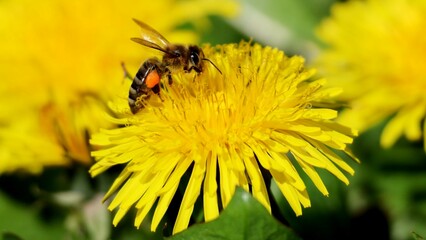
[[132, 18, 170, 51], [131, 38, 169, 54]]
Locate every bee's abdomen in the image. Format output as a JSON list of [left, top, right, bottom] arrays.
[[128, 58, 162, 114]]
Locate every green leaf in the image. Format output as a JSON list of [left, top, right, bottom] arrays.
[[0, 191, 66, 240], [412, 231, 425, 240], [2, 232, 24, 240], [169, 188, 301, 240]]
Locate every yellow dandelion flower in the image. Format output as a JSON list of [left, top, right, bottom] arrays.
[[314, 0, 426, 150], [0, 0, 237, 174], [90, 41, 359, 234]]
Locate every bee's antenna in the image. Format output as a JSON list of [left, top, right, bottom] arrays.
[[202, 58, 222, 75]]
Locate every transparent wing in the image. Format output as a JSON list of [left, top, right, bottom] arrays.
[[132, 18, 170, 50], [131, 38, 169, 54]]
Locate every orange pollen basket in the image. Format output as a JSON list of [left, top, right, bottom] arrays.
[[145, 70, 161, 88]]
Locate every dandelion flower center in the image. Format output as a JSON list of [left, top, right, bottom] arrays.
[[90, 41, 358, 234]]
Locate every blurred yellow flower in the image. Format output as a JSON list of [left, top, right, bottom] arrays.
[[0, 0, 237, 174], [90, 41, 359, 234], [315, 0, 426, 150]]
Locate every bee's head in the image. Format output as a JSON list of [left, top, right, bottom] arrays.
[[188, 45, 204, 71], [188, 45, 221, 74]]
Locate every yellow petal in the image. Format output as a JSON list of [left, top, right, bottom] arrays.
[[173, 162, 206, 234]]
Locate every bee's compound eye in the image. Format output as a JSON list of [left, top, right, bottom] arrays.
[[190, 52, 200, 65]]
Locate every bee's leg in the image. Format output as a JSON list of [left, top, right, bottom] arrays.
[[158, 67, 172, 89], [152, 84, 164, 101], [165, 68, 173, 85], [186, 66, 202, 74], [121, 62, 134, 80], [185, 66, 202, 82], [151, 84, 160, 94]]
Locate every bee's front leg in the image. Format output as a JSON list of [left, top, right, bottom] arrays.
[[186, 66, 202, 74]]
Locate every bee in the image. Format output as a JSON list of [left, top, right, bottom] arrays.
[[127, 19, 220, 114]]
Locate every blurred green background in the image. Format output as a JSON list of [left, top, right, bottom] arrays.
[[1, 0, 425, 240]]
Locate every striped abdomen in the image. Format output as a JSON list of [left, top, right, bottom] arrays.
[[128, 58, 162, 114]]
